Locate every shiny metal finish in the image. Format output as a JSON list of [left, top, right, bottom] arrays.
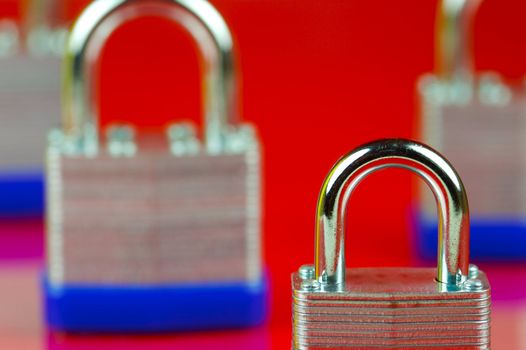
[[437, 0, 482, 81], [0, 56, 61, 166], [47, 146, 262, 285], [292, 268, 491, 349], [420, 0, 523, 223], [47, 0, 262, 288], [292, 139, 491, 349], [62, 0, 238, 154], [315, 139, 469, 287], [0, 0, 67, 170], [292, 268, 491, 350]]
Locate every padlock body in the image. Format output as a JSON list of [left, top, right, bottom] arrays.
[[421, 93, 526, 216], [418, 75, 526, 259], [292, 267, 490, 349], [46, 147, 261, 285], [45, 142, 266, 331], [0, 56, 60, 216], [0, 56, 60, 166]]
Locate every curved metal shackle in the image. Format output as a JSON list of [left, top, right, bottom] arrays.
[[315, 139, 470, 288], [62, 0, 238, 154], [437, 0, 482, 80]]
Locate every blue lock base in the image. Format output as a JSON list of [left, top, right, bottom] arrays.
[[43, 273, 269, 333], [0, 170, 44, 217], [417, 213, 526, 260]]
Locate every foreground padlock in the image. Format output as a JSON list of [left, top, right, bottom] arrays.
[[44, 0, 267, 332], [418, 0, 526, 259], [292, 139, 491, 349]]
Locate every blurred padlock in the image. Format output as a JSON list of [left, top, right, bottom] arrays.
[[418, 0, 526, 259], [0, 0, 67, 216], [44, 0, 268, 332], [292, 139, 491, 349]]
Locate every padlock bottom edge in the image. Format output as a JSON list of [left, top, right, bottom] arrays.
[[42, 270, 269, 333], [0, 170, 43, 217], [417, 211, 526, 260]]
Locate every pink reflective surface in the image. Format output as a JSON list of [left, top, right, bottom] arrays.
[[0, 219, 43, 260], [0, 220, 525, 349], [0, 262, 525, 349], [0, 217, 272, 350], [0, 262, 272, 350], [47, 328, 271, 350], [0, 262, 43, 350]]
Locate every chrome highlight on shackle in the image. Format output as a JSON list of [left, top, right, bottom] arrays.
[[62, 0, 238, 155], [315, 139, 470, 287], [437, 0, 482, 81]]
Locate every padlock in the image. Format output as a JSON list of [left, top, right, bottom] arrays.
[[43, 0, 268, 332], [0, 3, 67, 216], [417, 0, 526, 259], [291, 139, 491, 349]]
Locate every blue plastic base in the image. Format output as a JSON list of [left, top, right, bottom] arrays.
[[418, 213, 526, 260], [44, 273, 269, 333], [0, 170, 44, 217]]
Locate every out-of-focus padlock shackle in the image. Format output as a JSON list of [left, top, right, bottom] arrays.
[[61, 0, 238, 155], [315, 139, 470, 288], [437, 0, 482, 81]]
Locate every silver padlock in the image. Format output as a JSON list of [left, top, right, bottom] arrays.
[[0, 2, 67, 216], [418, 0, 526, 260], [44, 0, 266, 332], [292, 139, 490, 349], [419, 0, 525, 219]]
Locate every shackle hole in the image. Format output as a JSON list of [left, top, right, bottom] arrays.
[[97, 16, 201, 132], [342, 168, 413, 267]]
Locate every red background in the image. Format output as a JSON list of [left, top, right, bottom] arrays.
[[98, 2, 526, 345], [3, 0, 526, 348]]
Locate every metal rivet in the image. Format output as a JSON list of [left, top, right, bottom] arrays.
[[301, 279, 320, 291], [106, 125, 137, 157], [469, 264, 479, 278], [464, 278, 484, 291], [298, 264, 315, 280]]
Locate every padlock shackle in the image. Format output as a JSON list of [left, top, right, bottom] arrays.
[[62, 0, 238, 154], [315, 139, 470, 288], [436, 0, 482, 80]]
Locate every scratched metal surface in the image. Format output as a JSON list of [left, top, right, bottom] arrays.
[[46, 148, 262, 285], [420, 77, 526, 218], [292, 268, 491, 349]]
